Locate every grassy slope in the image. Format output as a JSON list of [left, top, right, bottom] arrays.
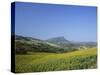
[[15, 48, 97, 73]]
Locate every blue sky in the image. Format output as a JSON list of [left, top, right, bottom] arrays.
[[15, 2, 97, 42]]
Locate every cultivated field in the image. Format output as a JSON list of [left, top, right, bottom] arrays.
[[15, 48, 97, 73]]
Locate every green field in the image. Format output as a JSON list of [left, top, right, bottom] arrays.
[[15, 48, 97, 73]]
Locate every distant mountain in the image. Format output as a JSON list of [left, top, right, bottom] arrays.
[[77, 42, 97, 47], [46, 36, 75, 49], [46, 36, 70, 44], [46, 36, 97, 49]]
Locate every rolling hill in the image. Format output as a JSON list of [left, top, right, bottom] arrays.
[[15, 35, 66, 54], [16, 47, 97, 72], [15, 35, 97, 54], [15, 35, 97, 73]]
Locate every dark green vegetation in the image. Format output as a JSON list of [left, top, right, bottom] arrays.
[[15, 35, 97, 73], [15, 40, 66, 54], [15, 35, 96, 54]]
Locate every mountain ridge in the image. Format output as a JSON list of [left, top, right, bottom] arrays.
[[15, 35, 97, 54]]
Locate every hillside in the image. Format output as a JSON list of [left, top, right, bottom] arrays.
[[15, 35, 66, 54], [15, 35, 97, 54], [15, 35, 97, 73], [16, 48, 97, 72]]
